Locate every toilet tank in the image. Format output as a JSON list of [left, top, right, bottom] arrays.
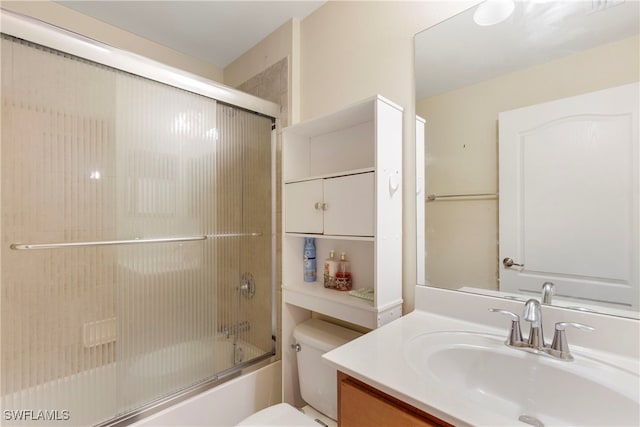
[[293, 319, 362, 420]]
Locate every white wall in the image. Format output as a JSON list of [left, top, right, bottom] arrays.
[[0, 0, 224, 82]]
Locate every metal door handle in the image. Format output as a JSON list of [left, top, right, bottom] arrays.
[[503, 257, 524, 268]]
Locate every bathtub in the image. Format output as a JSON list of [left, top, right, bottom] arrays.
[[130, 360, 281, 427], [124, 336, 266, 378], [119, 336, 273, 416], [1, 337, 278, 427]]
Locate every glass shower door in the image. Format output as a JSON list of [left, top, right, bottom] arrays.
[[1, 33, 274, 426], [214, 104, 274, 375], [113, 71, 220, 414], [1, 35, 121, 426]]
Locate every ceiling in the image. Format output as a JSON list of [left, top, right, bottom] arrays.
[[415, 0, 640, 99], [55, 1, 326, 69]]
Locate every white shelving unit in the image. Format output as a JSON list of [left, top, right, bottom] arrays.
[[281, 94, 404, 406]]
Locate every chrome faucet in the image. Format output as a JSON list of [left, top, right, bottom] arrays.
[[523, 299, 544, 350], [490, 300, 593, 361], [541, 281, 555, 304]]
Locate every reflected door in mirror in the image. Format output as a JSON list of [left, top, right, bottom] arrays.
[[499, 83, 639, 310]]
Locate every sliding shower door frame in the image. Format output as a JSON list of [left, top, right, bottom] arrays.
[[0, 9, 280, 120], [1, 8, 280, 427]]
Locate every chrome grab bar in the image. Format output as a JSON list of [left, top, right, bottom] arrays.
[[205, 232, 262, 239], [10, 232, 263, 250], [427, 192, 498, 201]]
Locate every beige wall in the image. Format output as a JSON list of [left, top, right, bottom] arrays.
[[1, 0, 484, 316], [226, 1, 480, 313], [1, 0, 224, 82], [417, 35, 640, 291], [224, 18, 300, 125], [299, 0, 476, 312], [225, 19, 294, 89]]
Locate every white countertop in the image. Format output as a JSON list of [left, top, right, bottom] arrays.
[[322, 310, 511, 426], [322, 307, 640, 426]]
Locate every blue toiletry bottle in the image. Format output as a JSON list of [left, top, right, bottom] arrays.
[[303, 238, 316, 282]]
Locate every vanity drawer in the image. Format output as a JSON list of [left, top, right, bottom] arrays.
[[338, 372, 451, 427]]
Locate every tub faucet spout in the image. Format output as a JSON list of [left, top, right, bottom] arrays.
[[541, 281, 555, 304]]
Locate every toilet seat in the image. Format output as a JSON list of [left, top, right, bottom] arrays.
[[236, 403, 321, 426]]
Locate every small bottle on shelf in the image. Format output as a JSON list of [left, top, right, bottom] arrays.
[[303, 238, 316, 282], [323, 250, 338, 288], [334, 252, 352, 291]]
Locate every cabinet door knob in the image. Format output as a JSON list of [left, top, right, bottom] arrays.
[[314, 202, 327, 211]]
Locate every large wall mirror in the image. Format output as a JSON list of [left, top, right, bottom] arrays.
[[415, 0, 639, 319]]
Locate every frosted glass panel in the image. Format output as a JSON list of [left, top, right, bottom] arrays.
[[1, 36, 119, 426], [215, 105, 273, 373], [114, 70, 218, 413], [1, 34, 274, 426]]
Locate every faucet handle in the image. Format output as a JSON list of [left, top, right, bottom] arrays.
[[555, 322, 594, 332], [489, 308, 523, 345], [549, 322, 594, 361], [489, 308, 519, 321]]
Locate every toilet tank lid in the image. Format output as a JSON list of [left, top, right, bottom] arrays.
[[293, 319, 362, 352]]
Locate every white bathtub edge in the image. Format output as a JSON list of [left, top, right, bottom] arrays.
[[131, 361, 282, 427]]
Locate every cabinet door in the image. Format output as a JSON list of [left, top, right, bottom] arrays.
[[285, 180, 324, 233], [324, 173, 374, 236], [339, 373, 450, 427]]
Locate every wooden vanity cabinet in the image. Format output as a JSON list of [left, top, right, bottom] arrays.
[[338, 372, 452, 427]]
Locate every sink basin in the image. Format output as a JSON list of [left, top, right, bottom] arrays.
[[404, 331, 640, 426]]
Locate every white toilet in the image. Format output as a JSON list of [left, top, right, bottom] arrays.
[[237, 318, 362, 426]]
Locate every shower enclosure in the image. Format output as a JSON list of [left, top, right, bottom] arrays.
[[0, 12, 277, 426]]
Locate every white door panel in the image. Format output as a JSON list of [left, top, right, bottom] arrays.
[[499, 83, 638, 309], [284, 180, 324, 233], [324, 173, 375, 236]]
